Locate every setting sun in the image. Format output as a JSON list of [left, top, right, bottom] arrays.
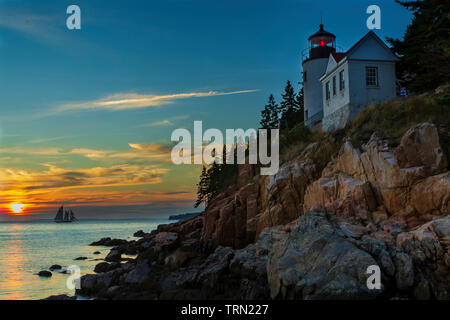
[[10, 204, 25, 214]]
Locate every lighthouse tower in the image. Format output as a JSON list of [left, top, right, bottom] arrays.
[[302, 24, 336, 126]]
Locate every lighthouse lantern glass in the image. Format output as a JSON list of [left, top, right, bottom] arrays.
[[310, 36, 335, 49]]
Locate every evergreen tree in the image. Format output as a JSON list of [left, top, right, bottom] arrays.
[[280, 81, 305, 128], [260, 94, 279, 129], [194, 145, 239, 208], [194, 166, 211, 208], [294, 87, 305, 124], [279, 80, 297, 118], [387, 0, 450, 92]]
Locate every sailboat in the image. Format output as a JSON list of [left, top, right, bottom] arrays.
[[54, 206, 77, 223]]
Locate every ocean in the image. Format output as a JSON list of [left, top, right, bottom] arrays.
[[0, 218, 169, 300]]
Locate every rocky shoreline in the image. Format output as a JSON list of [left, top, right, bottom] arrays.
[[66, 122, 450, 300]]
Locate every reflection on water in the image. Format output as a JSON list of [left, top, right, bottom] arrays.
[[0, 219, 166, 300]]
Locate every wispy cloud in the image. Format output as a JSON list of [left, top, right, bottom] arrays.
[[51, 90, 258, 114], [138, 115, 190, 128], [0, 147, 64, 156], [70, 143, 172, 162], [29, 136, 72, 144], [143, 119, 174, 127]]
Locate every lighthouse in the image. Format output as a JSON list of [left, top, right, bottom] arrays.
[[302, 24, 336, 126]]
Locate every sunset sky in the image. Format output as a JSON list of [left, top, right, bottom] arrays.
[[0, 0, 412, 220]]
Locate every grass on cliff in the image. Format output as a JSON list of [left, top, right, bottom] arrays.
[[347, 90, 450, 159], [280, 87, 450, 169]]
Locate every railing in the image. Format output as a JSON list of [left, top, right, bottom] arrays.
[[301, 45, 345, 62], [304, 111, 323, 127]]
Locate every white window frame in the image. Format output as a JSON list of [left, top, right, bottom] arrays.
[[339, 70, 345, 91], [366, 66, 378, 87], [332, 76, 337, 96], [325, 82, 331, 100]]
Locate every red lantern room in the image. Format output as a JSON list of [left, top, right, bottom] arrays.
[[308, 24, 336, 59]]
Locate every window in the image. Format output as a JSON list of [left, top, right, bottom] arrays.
[[339, 70, 345, 90], [332, 76, 336, 96], [325, 82, 330, 100], [305, 110, 308, 121], [303, 71, 307, 82], [366, 67, 378, 87]]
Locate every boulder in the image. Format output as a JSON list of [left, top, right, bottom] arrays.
[[49, 264, 62, 271], [94, 262, 120, 273], [122, 261, 150, 284], [38, 270, 52, 277], [266, 211, 381, 299], [164, 249, 197, 268], [43, 295, 76, 300], [393, 253, 414, 291], [74, 256, 88, 261], [154, 232, 179, 251], [394, 122, 447, 172], [304, 173, 376, 221], [196, 246, 235, 288], [90, 237, 128, 246], [133, 230, 147, 237], [105, 249, 121, 262], [322, 129, 449, 217]]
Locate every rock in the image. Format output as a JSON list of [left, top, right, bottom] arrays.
[[43, 295, 76, 300], [90, 237, 128, 246], [74, 257, 88, 261], [194, 246, 234, 288], [394, 122, 447, 172], [123, 261, 150, 284], [339, 222, 369, 238], [236, 163, 255, 189], [133, 230, 147, 237], [105, 249, 121, 262], [94, 262, 120, 273], [370, 230, 394, 243], [38, 270, 52, 277], [49, 264, 62, 271], [393, 253, 414, 291], [202, 159, 317, 248], [164, 249, 197, 268], [409, 172, 450, 215], [254, 160, 317, 238], [267, 211, 381, 299], [93, 251, 101, 255], [321, 130, 449, 216], [79, 274, 99, 292], [304, 173, 376, 221], [397, 215, 450, 248]]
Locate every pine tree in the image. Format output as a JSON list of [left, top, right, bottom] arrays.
[[280, 81, 305, 128], [294, 88, 305, 124], [260, 94, 279, 129], [279, 80, 297, 118], [387, 0, 450, 92], [195, 166, 210, 208]]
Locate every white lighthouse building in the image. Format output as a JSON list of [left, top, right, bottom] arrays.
[[302, 25, 398, 131], [302, 24, 337, 127]]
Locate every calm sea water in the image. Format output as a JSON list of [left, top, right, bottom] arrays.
[[0, 219, 168, 300]]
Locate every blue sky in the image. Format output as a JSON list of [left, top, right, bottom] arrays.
[[0, 0, 412, 219]]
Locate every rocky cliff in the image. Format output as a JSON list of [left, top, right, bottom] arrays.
[[76, 122, 449, 300]]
